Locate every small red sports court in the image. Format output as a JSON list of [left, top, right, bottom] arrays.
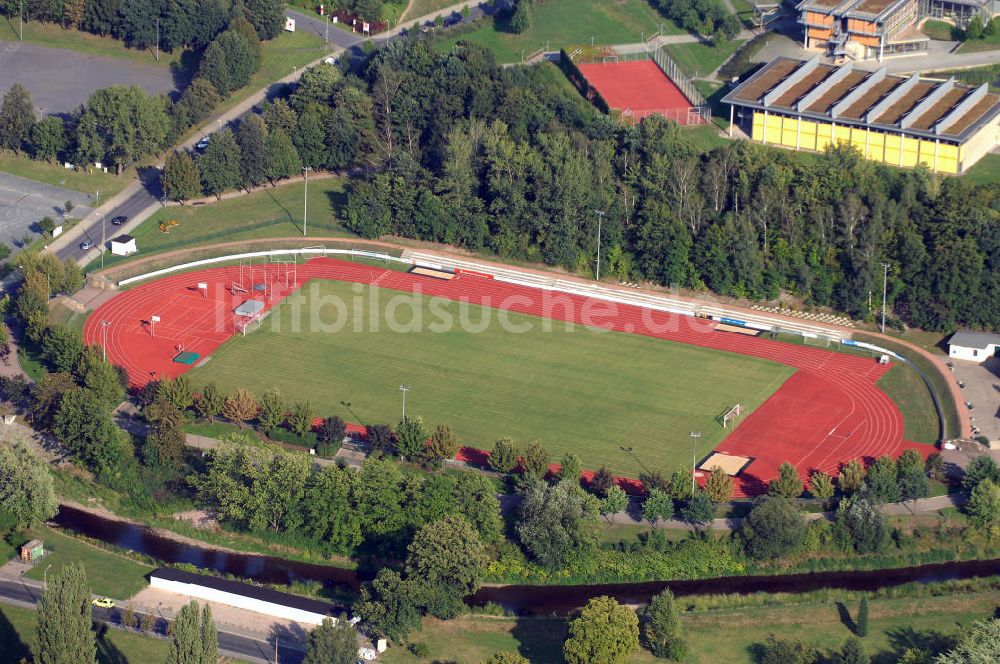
[[577, 60, 705, 124], [86, 257, 928, 496]]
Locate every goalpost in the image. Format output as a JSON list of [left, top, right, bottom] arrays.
[[235, 311, 265, 336], [721, 403, 742, 429], [803, 333, 833, 348]]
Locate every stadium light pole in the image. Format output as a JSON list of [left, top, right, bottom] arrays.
[[302, 166, 311, 236], [689, 431, 701, 496], [399, 384, 411, 420], [880, 262, 890, 334], [593, 210, 605, 281], [100, 320, 111, 361]]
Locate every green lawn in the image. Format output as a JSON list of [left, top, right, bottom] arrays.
[[877, 362, 940, 444], [664, 39, 745, 78], [22, 524, 152, 599], [190, 279, 793, 476], [382, 589, 1000, 663], [961, 153, 1000, 186], [921, 19, 961, 41], [0, 603, 177, 664], [957, 31, 1000, 53], [434, 0, 682, 63], [90, 176, 352, 272], [0, 152, 131, 198], [0, 18, 183, 66], [401, 0, 458, 22]]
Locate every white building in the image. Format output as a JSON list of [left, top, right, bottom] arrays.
[[110, 234, 137, 256], [947, 331, 1000, 362], [149, 568, 338, 626]]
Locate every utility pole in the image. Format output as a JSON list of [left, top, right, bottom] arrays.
[[100, 320, 111, 361], [44, 564, 51, 590], [155, 16, 160, 61], [302, 166, 311, 236], [689, 431, 701, 496], [325, 13, 330, 43], [399, 385, 411, 420], [19, 0, 23, 41], [881, 262, 890, 334], [593, 210, 605, 281], [100, 212, 105, 270]]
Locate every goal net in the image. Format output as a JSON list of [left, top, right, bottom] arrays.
[[721, 403, 742, 429], [803, 333, 832, 347], [235, 311, 264, 336]]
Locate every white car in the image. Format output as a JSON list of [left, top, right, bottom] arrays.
[[196, 136, 211, 151], [79, 240, 94, 250]]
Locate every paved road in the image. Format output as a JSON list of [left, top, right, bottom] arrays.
[[0, 577, 304, 664], [0, 171, 94, 249], [284, 8, 365, 49], [0, 40, 177, 117]]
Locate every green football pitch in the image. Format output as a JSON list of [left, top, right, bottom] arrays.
[[191, 280, 795, 477]]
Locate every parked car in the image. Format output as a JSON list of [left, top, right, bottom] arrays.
[[195, 136, 210, 151], [110, 215, 127, 226], [443, 13, 461, 27], [92, 597, 115, 608], [79, 240, 94, 250]]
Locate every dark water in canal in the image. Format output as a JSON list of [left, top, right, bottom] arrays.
[[54, 504, 1000, 616]]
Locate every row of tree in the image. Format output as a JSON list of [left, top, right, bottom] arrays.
[[0, 0, 283, 50], [649, 0, 741, 41], [256, 37, 997, 332]]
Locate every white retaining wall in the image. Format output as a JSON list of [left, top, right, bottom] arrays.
[[149, 576, 330, 626]]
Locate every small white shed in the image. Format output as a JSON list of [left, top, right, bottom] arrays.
[[948, 331, 1000, 362], [110, 234, 137, 256]]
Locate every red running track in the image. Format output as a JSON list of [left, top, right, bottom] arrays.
[[85, 258, 928, 496]]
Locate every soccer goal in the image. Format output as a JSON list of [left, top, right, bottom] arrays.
[[803, 333, 832, 348], [721, 403, 742, 429], [235, 311, 264, 336]]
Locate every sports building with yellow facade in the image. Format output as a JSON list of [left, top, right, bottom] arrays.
[[722, 56, 1000, 175]]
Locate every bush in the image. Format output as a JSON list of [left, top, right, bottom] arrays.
[[408, 642, 429, 657], [266, 427, 317, 448]]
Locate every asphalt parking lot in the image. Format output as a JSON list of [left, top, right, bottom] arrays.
[[0, 40, 177, 116], [0, 171, 94, 249]]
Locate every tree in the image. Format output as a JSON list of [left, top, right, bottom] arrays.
[[289, 63, 342, 112], [237, 114, 268, 188], [34, 563, 96, 664], [195, 383, 224, 421], [366, 423, 393, 452], [962, 455, 1000, 492], [589, 466, 615, 497], [453, 473, 503, 544], [840, 636, 870, 664], [144, 398, 186, 468], [516, 478, 600, 569], [864, 455, 900, 504], [966, 478, 1000, 534], [489, 437, 518, 473], [175, 78, 221, 127], [509, 0, 531, 34], [838, 459, 866, 495], [162, 150, 202, 202], [287, 401, 313, 437], [30, 116, 66, 162], [222, 388, 259, 425], [559, 452, 582, 484], [640, 589, 685, 660], [263, 98, 297, 136], [757, 635, 815, 664], [482, 654, 530, 664], [740, 496, 806, 559], [705, 466, 732, 503], [563, 596, 639, 664], [40, 324, 83, 374], [198, 41, 232, 97], [966, 15, 984, 40], [319, 415, 346, 444], [158, 375, 195, 411], [521, 440, 549, 479], [768, 462, 804, 499], [406, 514, 487, 618], [75, 86, 169, 174], [0, 443, 58, 528], [680, 489, 713, 526], [0, 83, 34, 153], [600, 484, 628, 524], [265, 127, 302, 182], [198, 128, 241, 197], [897, 448, 929, 504], [257, 388, 285, 433], [642, 488, 674, 527], [245, 0, 284, 39], [63, 0, 85, 28], [426, 423, 459, 460], [227, 15, 262, 66], [395, 416, 427, 459], [302, 617, 357, 664], [355, 568, 422, 643], [856, 596, 869, 637], [933, 618, 1000, 663], [839, 490, 886, 554], [810, 470, 835, 506], [294, 105, 328, 169], [165, 600, 217, 664]]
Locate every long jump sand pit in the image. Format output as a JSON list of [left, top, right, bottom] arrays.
[[699, 452, 753, 476]]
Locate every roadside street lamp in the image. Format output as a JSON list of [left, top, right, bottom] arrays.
[[689, 431, 702, 495]]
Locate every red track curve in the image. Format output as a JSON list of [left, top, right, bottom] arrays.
[[85, 258, 928, 496]]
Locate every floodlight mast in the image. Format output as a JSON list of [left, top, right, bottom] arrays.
[[399, 384, 411, 420], [689, 431, 702, 495]]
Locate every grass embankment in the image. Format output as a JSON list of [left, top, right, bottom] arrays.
[[854, 332, 960, 440], [0, 603, 178, 664], [382, 582, 1000, 663], [664, 39, 745, 78], [0, 152, 130, 198], [957, 31, 1000, 53], [88, 176, 353, 272], [402, 0, 461, 22], [921, 19, 960, 41], [962, 153, 1000, 185], [191, 279, 794, 477], [434, 0, 681, 63], [20, 524, 152, 599], [877, 363, 940, 444], [0, 18, 182, 66]]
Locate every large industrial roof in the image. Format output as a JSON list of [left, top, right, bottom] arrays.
[[722, 56, 1000, 143]]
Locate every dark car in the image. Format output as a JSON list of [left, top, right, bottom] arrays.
[[110, 215, 127, 226], [443, 13, 461, 27]]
